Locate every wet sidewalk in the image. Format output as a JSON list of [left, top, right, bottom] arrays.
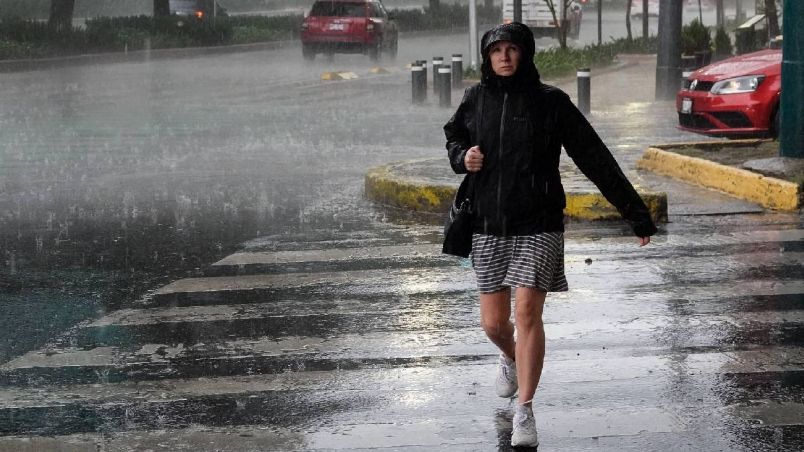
[[366, 54, 765, 221]]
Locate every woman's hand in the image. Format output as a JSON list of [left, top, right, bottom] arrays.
[[638, 236, 651, 247], [464, 146, 484, 173]]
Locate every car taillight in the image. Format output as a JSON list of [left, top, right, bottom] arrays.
[[195, 10, 204, 19], [301, 22, 309, 31]]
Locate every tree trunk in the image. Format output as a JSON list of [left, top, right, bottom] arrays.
[[154, 0, 170, 17], [764, 0, 780, 38], [48, 0, 75, 33], [642, 0, 648, 39], [545, 0, 568, 49], [626, 0, 632, 41]]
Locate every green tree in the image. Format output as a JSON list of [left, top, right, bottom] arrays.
[[48, 0, 75, 32], [543, 0, 572, 49], [625, 0, 632, 41], [154, 0, 170, 16], [763, 0, 780, 39]]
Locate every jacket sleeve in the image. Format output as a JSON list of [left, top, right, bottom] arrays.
[[556, 92, 658, 237], [443, 87, 475, 174]]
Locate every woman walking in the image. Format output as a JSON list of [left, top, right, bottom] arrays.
[[443, 22, 657, 447]]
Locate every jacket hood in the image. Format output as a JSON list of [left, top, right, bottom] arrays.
[[480, 22, 541, 87]]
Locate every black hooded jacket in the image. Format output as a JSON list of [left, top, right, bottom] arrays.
[[444, 23, 657, 238]]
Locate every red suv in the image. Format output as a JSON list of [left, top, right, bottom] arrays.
[[301, 0, 398, 61]]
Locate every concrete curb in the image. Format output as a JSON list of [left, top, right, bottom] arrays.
[[636, 141, 801, 211], [364, 160, 455, 214], [365, 158, 668, 223]]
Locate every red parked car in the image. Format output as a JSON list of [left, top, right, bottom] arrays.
[[300, 0, 398, 61], [677, 48, 782, 138]]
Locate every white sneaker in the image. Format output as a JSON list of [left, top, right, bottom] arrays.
[[495, 354, 518, 398], [511, 403, 539, 447]]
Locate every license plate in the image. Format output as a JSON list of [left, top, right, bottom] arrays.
[[328, 23, 345, 31], [681, 98, 692, 114]]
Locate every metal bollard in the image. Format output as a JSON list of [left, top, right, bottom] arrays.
[[438, 67, 452, 108], [576, 67, 590, 115], [432, 57, 443, 93], [417, 60, 427, 92], [451, 54, 463, 89], [411, 62, 426, 104]]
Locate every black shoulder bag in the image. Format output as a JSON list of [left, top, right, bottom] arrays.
[[442, 88, 484, 258]]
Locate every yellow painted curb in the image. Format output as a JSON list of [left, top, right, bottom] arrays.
[[320, 71, 359, 81], [365, 161, 668, 223], [369, 66, 390, 74], [637, 146, 801, 211], [565, 190, 668, 223], [364, 163, 454, 213]]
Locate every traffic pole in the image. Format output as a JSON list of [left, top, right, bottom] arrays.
[[411, 62, 426, 104], [655, 0, 683, 100], [577, 68, 590, 115], [432, 57, 443, 93], [469, 0, 478, 69], [451, 54, 463, 89], [780, 0, 804, 158], [597, 0, 602, 45]]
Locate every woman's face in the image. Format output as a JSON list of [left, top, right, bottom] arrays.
[[489, 41, 521, 77]]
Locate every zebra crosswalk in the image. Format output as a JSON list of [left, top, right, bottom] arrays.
[[0, 218, 802, 450]]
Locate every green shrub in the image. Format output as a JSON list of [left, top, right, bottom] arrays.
[[713, 26, 732, 58], [534, 35, 657, 79], [681, 18, 711, 55], [227, 14, 302, 41], [0, 18, 88, 53], [605, 35, 658, 54], [0, 38, 43, 59], [84, 15, 234, 51]]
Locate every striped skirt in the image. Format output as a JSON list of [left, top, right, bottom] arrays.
[[471, 232, 569, 294]]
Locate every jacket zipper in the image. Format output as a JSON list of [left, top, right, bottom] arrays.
[[497, 92, 507, 209]]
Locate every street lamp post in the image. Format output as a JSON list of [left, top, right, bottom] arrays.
[[469, 0, 479, 69], [655, 0, 683, 100]]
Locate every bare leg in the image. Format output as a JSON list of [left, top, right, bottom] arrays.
[[514, 287, 547, 406], [479, 288, 515, 359]]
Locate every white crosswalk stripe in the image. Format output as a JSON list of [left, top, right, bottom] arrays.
[[0, 222, 802, 451]]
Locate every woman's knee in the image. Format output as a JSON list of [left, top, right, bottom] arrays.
[[481, 315, 512, 339], [515, 288, 546, 329], [515, 309, 543, 331]]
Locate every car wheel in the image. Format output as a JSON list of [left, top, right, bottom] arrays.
[[302, 44, 315, 61], [772, 107, 780, 139], [368, 41, 381, 62]]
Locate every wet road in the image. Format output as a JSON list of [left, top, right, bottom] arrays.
[[0, 33, 802, 450]]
